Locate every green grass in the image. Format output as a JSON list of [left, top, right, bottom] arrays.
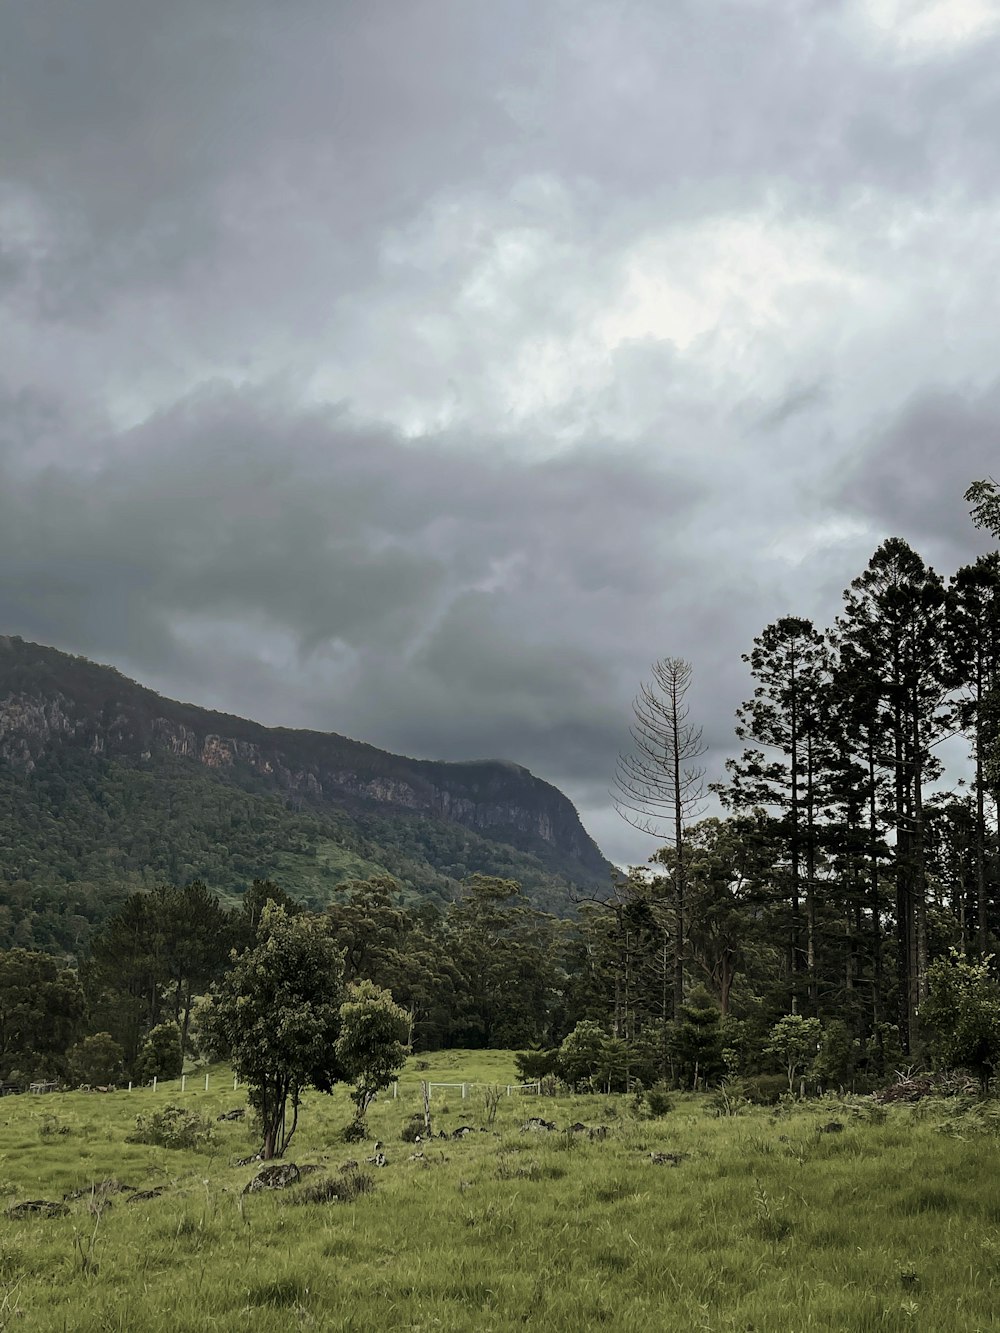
[[1, 1056, 999, 1330]]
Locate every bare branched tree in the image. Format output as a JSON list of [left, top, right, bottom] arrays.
[[613, 656, 706, 1017]]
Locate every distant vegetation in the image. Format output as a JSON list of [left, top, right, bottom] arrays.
[[2, 482, 1000, 1108]]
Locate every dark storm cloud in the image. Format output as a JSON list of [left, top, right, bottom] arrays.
[[836, 384, 1000, 566], [4, 0, 1000, 867], [0, 382, 708, 780]]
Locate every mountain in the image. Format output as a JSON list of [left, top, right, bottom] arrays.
[[0, 636, 613, 952]]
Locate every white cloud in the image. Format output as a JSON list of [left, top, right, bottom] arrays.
[[854, 0, 1000, 56]]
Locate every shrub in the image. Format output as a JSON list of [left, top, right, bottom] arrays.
[[670, 987, 724, 1087], [813, 1020, 857, 1087], [126, 1105, 216, 1150], [644, 1084, 674, 1117], [514, 1049, 561, 1082], [294, 1171, 374, 1204], [742, 1074, 789, 1106], [135, 1022, 183, 1083], [67, 1033, 124, 1087], [401, 1115, 425, 1143]]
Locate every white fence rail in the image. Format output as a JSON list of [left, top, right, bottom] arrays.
[[12, 1074, 543, 1098]]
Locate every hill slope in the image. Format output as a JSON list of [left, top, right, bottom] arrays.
[[0, 636, 612, 951]]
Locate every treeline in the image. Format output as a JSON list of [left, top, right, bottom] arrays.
[[5, 488, 1000, 1093], [0, 875, 571, 1086]]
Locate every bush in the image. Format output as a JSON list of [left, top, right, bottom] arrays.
[[644, 1084, 674, 1117], [401, 1115, 425, 1143], [514, 1049, 560, 1082], [742, 1074, 789, 1106], [293, 1171, 374, 1205], [135, 1022, 183, 1083], [67, 1033, 124, 1087], [126, 1105, 216, 1150]]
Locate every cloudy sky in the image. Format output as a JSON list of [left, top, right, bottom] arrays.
[[3, 0, 1000, 867]]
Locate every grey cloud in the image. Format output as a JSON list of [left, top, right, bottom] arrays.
[[3, 1, 1000, 870], [0, 383, 708, 801], [835, 384, 1000, 567]]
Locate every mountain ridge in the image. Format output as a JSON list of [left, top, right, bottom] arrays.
[[0, 636, 612, 947]]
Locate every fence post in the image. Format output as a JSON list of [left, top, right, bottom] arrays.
[[205, 1073, 210, 1093], [128, 1081, 132, 1093], [506, 1085, 511, 1096], [392, 1082, 398, 1099], [234, 1073, 238, 1091], [153, 1077, 157, 1092], [421, 1080, 432, 1136], [181, 1075, 186, 1093], [462, 1083, 467, 1100]]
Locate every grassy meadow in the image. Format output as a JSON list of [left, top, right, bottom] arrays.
[[1, 1052, 999, 1330]]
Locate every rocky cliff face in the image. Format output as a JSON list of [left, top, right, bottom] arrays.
[[0, 636, 611, 886]]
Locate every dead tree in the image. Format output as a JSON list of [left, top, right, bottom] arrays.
[[613, 657, 706, 1018]]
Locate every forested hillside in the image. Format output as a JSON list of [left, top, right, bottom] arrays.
[[0, 636, 612, 951]]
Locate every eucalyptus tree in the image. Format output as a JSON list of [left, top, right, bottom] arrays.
[[614, 656, 705, 1016]]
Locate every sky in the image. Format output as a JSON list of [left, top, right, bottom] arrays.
[[3, 0, 1000, 869]]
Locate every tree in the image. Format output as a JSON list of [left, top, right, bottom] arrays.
[[558, 1020, 610, 1088], [154, 882, 233, 1045], [135, 1021, 183, 1083], [614, 657, 706, 1016], [835, 539, 949, 1050], [237, 879, 303, 948], [67, 1032, 125, 1088], [447, 877, 558, 1048], [203, 904, 346, 1159], [766, 1014, 821, 1092], [665, 814, 777, 1016], [0, 949, 84, 1080], [946, 555, 1000, 954], [722, 618, 832, 1011], [920, 951, 1000, 1091], [335, 980, 409, 1134], [670, 985, 723, 1088], [966, 479, 1000, 540]]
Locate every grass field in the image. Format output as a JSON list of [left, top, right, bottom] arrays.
[[1, 1052, 1000, 1331]]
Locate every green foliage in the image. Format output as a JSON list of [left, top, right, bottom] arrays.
[[739, 1074, 789, 1105], [0, 948, 84, 1080], [966, 479, 1000, 539], [335, 980, 410, 1128], [558, 1021, 610, 1088], [514, 1048, 560, 1081], [920, 951, 1000, 1089], [766, 1014, 822, 1091], [447, 876, 559, 1048], [135, 1022, 183, 1084], [643, 1083, 674, 1116], [126, 1104, 216, 1150], [813, 1019, 857, 1088], [203, 904, 346, 1158], [0, 638, 611, 950], [671, 986, 724, 1088], [66, 1032, 124, 1087]]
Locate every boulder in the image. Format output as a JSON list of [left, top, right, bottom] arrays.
[[521, 1117, 557, 1133], [243, 1162, 301, 1194], [6, 1199, 68, 1219]]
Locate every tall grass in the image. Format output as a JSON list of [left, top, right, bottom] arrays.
[[0, 1057, 997, 1330]]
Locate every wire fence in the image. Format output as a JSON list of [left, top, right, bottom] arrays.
[[3, 1074, 544, 1099]]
